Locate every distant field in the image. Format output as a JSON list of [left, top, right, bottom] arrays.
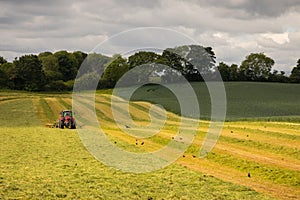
[[127, 82, 300, 121], [0, 87, 300, 199]]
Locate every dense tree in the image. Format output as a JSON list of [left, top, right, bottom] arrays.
[[188, 45, 216, 74], [78, 53, 111, 78], [162, 45, 216, 81], [217, 63, 240, 81], [0, 62, 16, 88], [72, 51, 87, 69], [0, 57, 8, 87], [38, 52, 62, 81], [0, 56, 7, 65], [162, 47, 194, 81], [54, 51, 79, 81], [2, 47, 300, 91], [162, 49, 189, 74], [101, 55, 129, 88], [240, 53, 274, 81], [217, 62, 231, 81], [128, 51, 161, 69], [13, 55, 45, 91], [0, 69, 8, 87], [268, 70, 289, 83], [290, 59, 300, 83], [229, 64, 239, 81], [38, 52, 52, 57]]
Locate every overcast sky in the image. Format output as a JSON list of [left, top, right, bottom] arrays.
[[1, 0, 300, 72]]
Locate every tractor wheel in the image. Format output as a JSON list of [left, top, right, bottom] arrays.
[[71, 123, 76, 129], [59, 121, 64, 129]]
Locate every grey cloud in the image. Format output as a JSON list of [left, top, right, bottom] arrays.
[[0, 0, 299, 71], [193, 0, 300, 17]]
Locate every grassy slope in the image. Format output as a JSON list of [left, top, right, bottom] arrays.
[[128, 82, 300, 121], [1, 127, 273, 200], [1, 85, 300, 199]]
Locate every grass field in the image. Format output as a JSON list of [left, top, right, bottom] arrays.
[[128, 82, 300, 121], [1, 82, 300, 199]]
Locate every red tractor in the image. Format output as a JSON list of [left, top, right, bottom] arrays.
[[58, 110, 76, 129]]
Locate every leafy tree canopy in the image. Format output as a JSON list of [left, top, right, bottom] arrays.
[[13, 55, 45, 91], [0, 56, 7, 65], [101, 55, 129, 88], [128, 51, 161, 69], [54, 51, 79, 82], [290, 59, 300, 83], [240, 53, 274, 81]]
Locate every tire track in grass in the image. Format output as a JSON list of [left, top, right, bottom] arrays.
[[115, 134, 289, 198], [204, 150, 300, 187], [227, 122, 300, 136], [190, 132, 300, 190], [218, 135, 300, 160], [224, 125, 300, 141], [94, 98, 127, 123], [0, 98, 41, 127], [95, 97, 155, 125], [72, 99, 97, 126], [72, 95, 115, 126], [102, 113, 297, 199], [100, 123, 300, 200], [69, 96, 111, 126], [38, 98, 56, 123], [198, 125, 300, 160], [76, 98, 115, 123], [214, 143, 300, 172], [0, 96, 26, 103], [221, 127, 300, 150], [137, 123, 300, 187], [57, 97, 72, 110], [129, 102, 184, 125], [44, 98, 65, 119], [106, 95, 152, 123], [100, 94, 185, 128], [177, 157, 300, 200], [103, 94, 181, 123], [95, 95, 112, 105], [64, 93, 300, 199], [32, 97, 48, 125], [127, 120, 299, 175], [129, 99, 182, 123], [81, 96, 298, 199]]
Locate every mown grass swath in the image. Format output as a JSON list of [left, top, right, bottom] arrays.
[[1, 83, 300, 199]]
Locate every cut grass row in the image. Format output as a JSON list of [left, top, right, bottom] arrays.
[[25, 94, 300, 165], [94, 123, 300, 198], [0, 98, 40, 127], [1, 92, 299, 199], [1, 127, 274, 200], [106, 125, 300, 188], [218, 135, 300, 160], [39, 98, 56, 122]]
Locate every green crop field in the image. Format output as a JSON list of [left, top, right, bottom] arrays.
[[1, 82, 300, 199], [128, 82, 300, 121]]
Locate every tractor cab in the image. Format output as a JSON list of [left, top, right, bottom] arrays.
[[59, 110, 76, 129], [62, 110, 72, 118]]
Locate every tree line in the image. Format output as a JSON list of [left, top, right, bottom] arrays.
[[218, 53, 300, 83], [0, 45, 299, 91]]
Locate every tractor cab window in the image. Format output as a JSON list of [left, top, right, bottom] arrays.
[[64, 112, 72, 117]]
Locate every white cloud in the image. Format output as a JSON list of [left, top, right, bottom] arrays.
[[260, 32, 290, 45]]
